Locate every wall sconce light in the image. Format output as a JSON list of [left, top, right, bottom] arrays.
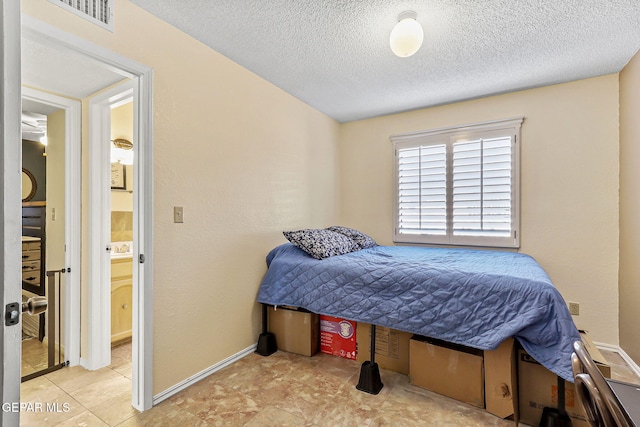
[[111, 138, 134, 165], [390, 11, 424, 58], [40, 135, 48, 157]]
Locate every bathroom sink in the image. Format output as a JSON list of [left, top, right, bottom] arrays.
[[111, 241, 133, 259]]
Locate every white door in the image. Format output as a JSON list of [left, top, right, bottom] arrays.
[[1, 0, 23, 425]]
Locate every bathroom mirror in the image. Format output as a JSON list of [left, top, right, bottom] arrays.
[[22, 168, 37, 202]]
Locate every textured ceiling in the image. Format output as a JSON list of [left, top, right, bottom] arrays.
[[21, 32, 126, 140], [22, 36, 124, 100], [129, 0, 640, 122], [48, 1, 640, 123]]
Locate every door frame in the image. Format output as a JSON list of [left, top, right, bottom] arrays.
[[87, 81, 134, 370], [1, 1, 23, 425], [21, 87, 82, 368], [22, 16, 155, 411]]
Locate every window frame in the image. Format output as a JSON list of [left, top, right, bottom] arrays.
[[392, 117, 523, 249]]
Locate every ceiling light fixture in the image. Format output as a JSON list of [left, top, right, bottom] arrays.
[[390, 11, 423, 58]]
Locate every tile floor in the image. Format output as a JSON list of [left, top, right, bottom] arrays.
[[20, 345, 640, 427], [20, 342, 133, 426], [22, 337, 58, 378]]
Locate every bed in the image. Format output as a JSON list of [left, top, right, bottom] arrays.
[[257, 239, 581, 382]]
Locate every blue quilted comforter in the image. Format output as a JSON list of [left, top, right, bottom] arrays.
[[257, 243, 581, 381]]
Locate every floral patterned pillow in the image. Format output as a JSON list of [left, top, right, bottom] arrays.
[[283, 229, 360, 260], [327, 226, 377, 249]]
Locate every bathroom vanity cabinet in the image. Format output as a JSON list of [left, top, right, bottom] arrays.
[[111, 257, 133, 343]]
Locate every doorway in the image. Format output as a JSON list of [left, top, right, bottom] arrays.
[[86, 85, 136, 376], [20, 16, 155, 411], [19, 89, 81, 381], [110, 99, 135, 363]]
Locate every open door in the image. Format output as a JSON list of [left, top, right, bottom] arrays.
[[1, 1, 23, 425]]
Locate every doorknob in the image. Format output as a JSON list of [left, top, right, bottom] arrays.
[[22, 296, 47, 316]]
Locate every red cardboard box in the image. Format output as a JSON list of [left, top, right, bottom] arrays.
[[320, 315, 357, 360]]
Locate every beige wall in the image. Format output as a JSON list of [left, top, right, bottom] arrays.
[[23, 0, 341, 394], [111, 101, 133, 211], [339, 75, 620, 345], [619, 50, 640, 362]]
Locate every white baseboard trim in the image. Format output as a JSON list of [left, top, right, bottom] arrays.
[[79, 357, 91, 370], [153, 344, 257, 406], [594, 341, 640, 378]]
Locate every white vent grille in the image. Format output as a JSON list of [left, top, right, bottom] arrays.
[[49, 0, 114, 31]]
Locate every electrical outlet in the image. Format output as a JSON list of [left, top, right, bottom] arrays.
[[173, 206, 184, 223], [568, 302, 580, 316]]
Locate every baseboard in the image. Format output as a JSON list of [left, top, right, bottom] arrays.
[[153, 344, 258, 405], [79, 357, 90, 370], [594, 341, 640, 378]]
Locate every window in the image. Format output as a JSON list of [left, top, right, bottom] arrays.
[[49, 0, 114, 31], [392, 117, 523, 248]]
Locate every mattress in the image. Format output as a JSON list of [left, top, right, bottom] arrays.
[[257, 243, 581, 381]]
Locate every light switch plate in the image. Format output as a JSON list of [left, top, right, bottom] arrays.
[[173, 206, 184, 223]]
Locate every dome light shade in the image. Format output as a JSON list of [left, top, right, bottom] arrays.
[[390, 11, 423, 58]]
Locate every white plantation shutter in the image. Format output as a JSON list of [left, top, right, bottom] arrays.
[[397, 144, 447, 236], [452, 136, 512, 238], [393, 117, 522, 248], [49, 0, 114, 31]]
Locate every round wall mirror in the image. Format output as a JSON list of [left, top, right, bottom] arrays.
[[22, 168, 37, 202]]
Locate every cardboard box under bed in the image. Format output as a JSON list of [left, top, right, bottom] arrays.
[[265, 306, 609, 425], [409, 335, 517, 419], [518, 331, 611, 427], [267, 306, 319, 357]]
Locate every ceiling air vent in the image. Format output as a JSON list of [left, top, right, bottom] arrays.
[[48, 0, 114, 32]]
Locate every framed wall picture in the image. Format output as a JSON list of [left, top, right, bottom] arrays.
[[111, 162, 126, 190]]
